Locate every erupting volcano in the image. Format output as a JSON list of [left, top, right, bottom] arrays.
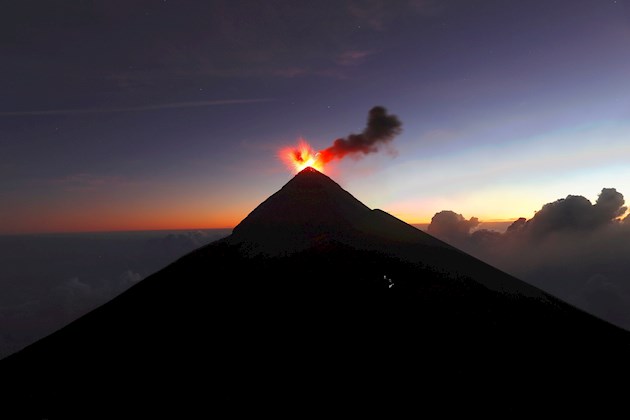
[[279, 138, 325, 173], [3, 166, 630, 418], [278, 106, 402, 173]]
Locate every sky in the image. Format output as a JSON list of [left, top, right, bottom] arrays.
[[2, 0, 630, 234]]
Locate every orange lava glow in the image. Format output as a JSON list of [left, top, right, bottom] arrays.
[[279, 138, 325, 173]]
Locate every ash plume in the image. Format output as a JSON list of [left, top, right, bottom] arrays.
[[319, 106, 402, 163]]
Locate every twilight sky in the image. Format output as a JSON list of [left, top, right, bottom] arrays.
[[2, 0, 629, 234]]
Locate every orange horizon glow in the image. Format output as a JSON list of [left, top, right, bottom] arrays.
[[0, 221, 238, 235], [1, 210, 530, 235], [0, 208, 246, 235]]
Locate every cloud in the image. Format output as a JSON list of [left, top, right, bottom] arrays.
[[0, 98, 274, 117], [427, 210, 479, 245], [117, 270, 143, 290], [0, 269, 144, 358], [120, 269, 142, 283], [570, 274, 630, 329], [146, 231, 218, 255], [335, 50, 375, 66], [506, 217, 527, 234], [525, 188, 627, 238], [56, 277, 94, 301], [425, 187, 630, 331], [52, 272, 142, 318], [0, 229, 229, 359], [595, 187, 628, 220]]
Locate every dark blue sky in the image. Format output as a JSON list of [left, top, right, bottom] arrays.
[[2, 0, 629, 233]]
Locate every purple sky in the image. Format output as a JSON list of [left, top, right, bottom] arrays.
[[2, 0, 629, 233]]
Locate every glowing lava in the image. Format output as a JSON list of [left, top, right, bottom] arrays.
[[279, 138, 325, 173]]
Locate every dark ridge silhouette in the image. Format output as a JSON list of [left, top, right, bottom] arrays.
[[1, 167, 629, 417]]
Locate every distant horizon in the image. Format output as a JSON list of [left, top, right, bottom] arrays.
[[0, 226, 234, 236], [0, 217, 521, 236]]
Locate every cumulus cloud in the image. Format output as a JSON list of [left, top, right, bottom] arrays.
[[525, 188, 627, 238], [425, 187, 630, 331], [596, 188, 628, 220], [505, 217, 527, 234], [427, 210, 479, 245]]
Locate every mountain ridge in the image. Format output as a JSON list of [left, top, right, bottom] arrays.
[[1, 166, 629, 417], [230, 167, 548, 297]]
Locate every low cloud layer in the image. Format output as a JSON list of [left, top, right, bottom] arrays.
[[0, 270, 142, 358], [0, 229, 229, 359], [427, 187, 630, 330]]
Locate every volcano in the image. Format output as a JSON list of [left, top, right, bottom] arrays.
[[2, 167, 629, 417]]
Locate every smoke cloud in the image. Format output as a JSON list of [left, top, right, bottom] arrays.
[[426, 187, 630, 331], [319, 106, 402, 163]]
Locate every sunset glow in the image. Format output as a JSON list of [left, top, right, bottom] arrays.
[[279, 138, 326, 173], [3, 1, 630, 235]]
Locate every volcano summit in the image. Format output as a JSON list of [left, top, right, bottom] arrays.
[[2, 167, 629, 417]]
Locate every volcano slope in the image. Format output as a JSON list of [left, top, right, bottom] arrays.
[[2, 167, 629, 417]]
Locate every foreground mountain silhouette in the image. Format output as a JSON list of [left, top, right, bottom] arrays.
[[2, 167, 629, 417]]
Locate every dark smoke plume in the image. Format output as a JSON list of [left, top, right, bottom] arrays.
[[319, 106, 402, 163]]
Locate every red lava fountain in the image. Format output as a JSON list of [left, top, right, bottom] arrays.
[[279, 138, 326, 173], [278, 107, 402, 174]]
